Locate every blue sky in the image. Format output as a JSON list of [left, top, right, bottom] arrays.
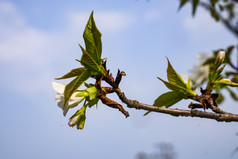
[[0, 0, 238, 159]]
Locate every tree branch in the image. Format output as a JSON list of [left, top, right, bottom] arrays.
[[98, 61, 238, 122], [114, 88, 238, 122]]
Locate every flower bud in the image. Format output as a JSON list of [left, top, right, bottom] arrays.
[[215, 50, 226, 66], [68, 106, 86, 129], [68, 115, 79, 127]]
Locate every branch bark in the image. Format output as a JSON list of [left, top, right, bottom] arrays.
[[114, 88, 238, 122], [98, 61, 238, 122]]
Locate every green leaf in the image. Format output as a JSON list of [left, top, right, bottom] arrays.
[[214, 79, 238, 87], [55, 67, 86, 80], [166, 58, 187, 90], [157, 77, 187, 94], [157, 77, 197, 99], [216, 64, 226, 77], [153, 91, 185, 108], [76, 90, 89, 97], [186, 78, 193, 90], [79, 44, 106, 76], [192, 0, 199, 16], [83, 11, 102, 65], [86, 97, 99, 108], [64, 69, 91, 107], [84, 84, 99, 107], [85, 85, 98, 99], [76, 83, 99, 108], [179, 0, 190, 10]]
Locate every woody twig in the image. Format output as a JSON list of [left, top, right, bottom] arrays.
[[95, 61, 129, 117]]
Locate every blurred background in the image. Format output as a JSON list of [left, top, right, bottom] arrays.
[[0, 0, 237, 159]]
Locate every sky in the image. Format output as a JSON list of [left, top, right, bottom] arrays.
[[0, 0, 238, 159]]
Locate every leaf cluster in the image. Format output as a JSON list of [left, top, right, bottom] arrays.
[[153, 58, 197, 109], [55, 11, 106, 129], [198, 46, 238, 102]]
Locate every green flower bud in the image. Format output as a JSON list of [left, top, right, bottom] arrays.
[[68, 106, 86, 129]]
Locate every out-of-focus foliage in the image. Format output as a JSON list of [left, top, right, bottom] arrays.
[[179, 0, 238, 104], [190, 46, 238, 103]]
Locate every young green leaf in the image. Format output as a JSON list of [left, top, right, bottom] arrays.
[[153, 91, 185, 108], [157, 77, 188, 94], [166, 58, 187, 90], [86, 97, 99, 108], [85, 85, 98, 99], [83, 11, 102, 64], [64, 69, 91, 107], [76, 84, 99, 108], [55, 67, 87, 80], [79, 44, 106, 76], [214, 79, 238, 87], [216, 64, 226, 76], [76, 90, 89, 97]]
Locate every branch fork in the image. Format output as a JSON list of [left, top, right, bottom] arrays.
[[95, 61, 129, 117]]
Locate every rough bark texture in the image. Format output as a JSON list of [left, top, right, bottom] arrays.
[[115, 88, 238, 122]]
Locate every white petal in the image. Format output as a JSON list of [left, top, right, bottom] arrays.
[[52, 82, 65, 94], [55, 93, 63, 102], [58, 101, 64, 110], [67, 94, 85, 109]]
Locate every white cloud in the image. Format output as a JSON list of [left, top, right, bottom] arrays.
[[0, 1, 59, 95], [0, 1, 53, 66], [0, 2, 136, 96]]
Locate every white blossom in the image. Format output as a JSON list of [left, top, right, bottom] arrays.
[[190, 53, 211, 85], [52, 82, 85, 116]]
